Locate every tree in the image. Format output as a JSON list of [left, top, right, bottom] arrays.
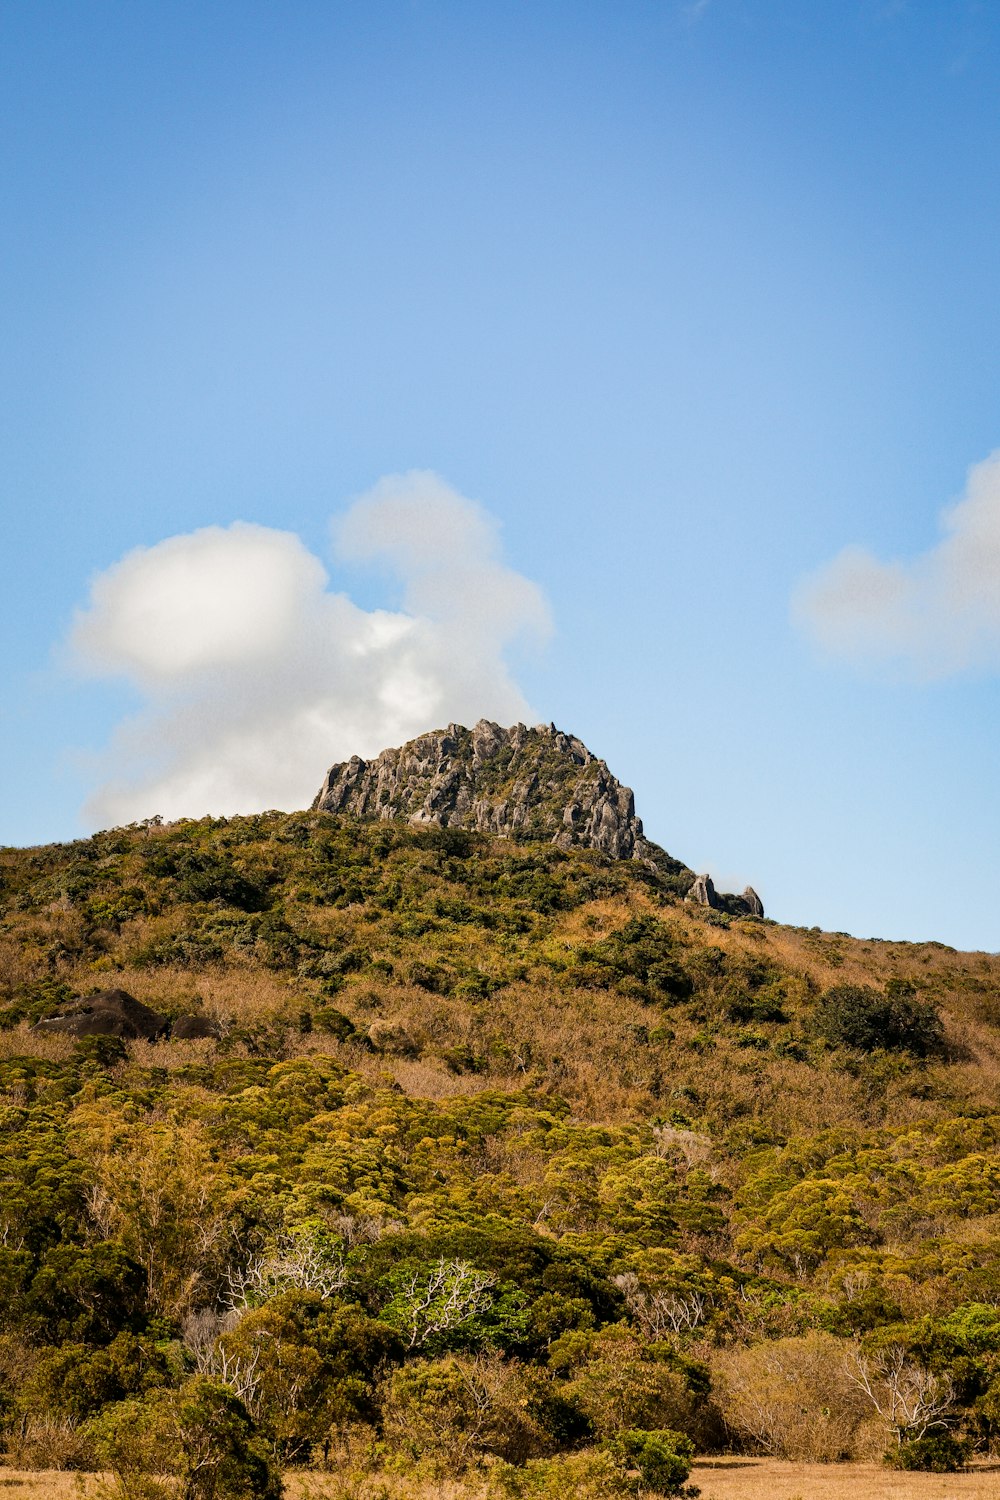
[[815, 983, 942, 1057], [380, 1258, 497, 1351], [849, 1343, 957, 1446]]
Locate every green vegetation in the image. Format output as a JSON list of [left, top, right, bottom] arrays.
[[1, 811, 1000, 1492]]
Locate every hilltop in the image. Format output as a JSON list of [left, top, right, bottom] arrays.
[[0, 742, 999, 1490], [314, 719, 763, 917]]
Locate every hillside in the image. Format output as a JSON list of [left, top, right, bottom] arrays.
[[314, 719, 763, 917], [1, 782, 1000, 1489]]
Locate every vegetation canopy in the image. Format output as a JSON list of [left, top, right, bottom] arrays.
[[1, 809, 1000, 1490]]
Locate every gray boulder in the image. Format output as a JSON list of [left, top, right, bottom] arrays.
[[686, 873, 720, 909], [741, 886, 765, 918]]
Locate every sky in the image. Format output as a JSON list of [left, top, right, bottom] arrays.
[[3, 0, 1000, 951]]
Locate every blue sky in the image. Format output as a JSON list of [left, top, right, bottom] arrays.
[[4, 0, 1000, 950]]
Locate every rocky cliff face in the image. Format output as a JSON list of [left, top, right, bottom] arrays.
[[313, 719, 689, 872], [313, 720, 762, 918]]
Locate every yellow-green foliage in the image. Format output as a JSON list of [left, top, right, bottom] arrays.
[[2, 812, 1000, 1478]]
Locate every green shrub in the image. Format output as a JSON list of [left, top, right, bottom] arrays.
[[815, 981, 943, 1056], [489, 1447, 638, 1498], [887, 1432, 969, 1471], [312, 1007, 357, 1040], [606, 1428, 697, 1495]]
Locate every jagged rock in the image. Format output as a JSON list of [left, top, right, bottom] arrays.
[[741, 887, 765, 919], [686, 873, 720, 909], [685, 876, 765, 919], [33, 989, 167, 1041], [313, 720, 690, 876], [313, 720, 763, 910], [170, 1013, 222, 1040]]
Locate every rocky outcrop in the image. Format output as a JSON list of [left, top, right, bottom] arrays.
[[686, 875, 766, 919], [33, 988, 167, 1041], [314, 720, 689, 875], [739, 887, 765, 919], [171, 1013, 223, 1040], [313, 719, 763, 913], [687, 874, 719, 909]]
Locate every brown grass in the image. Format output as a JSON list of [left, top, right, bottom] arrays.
[[3, 1459, 1000, 1500], [691, 1457, 1000, 1500], [0, 1475, 93, 1498]]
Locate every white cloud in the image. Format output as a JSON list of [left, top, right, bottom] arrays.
[[70, 471, 551, 827], [793, 449, 1000, 678]]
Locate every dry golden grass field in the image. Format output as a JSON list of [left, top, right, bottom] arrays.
[[690, 1458, 1000, 1500], [3, 1460, 1000, 1500]]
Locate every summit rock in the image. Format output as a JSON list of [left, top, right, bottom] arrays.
[[313, 719, 691, 875], [313, 720, 762, 917]]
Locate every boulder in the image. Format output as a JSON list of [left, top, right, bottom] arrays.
[[741, 886, 765, 919], [33, 988, 167, 1041], [686, 873, 720, 909], [170, 1013, 222, 1040]]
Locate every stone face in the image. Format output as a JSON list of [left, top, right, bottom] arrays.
[[313, 719, 689, 875], [686, 873, 720, 909], [33, 988, 167, 1041], [741, 887, 765, 919], [312, 719, 763, 914]]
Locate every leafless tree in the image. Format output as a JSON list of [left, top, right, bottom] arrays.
[[190, 1338, 265, 1412], [613, 1272, 710, 1339], [650, 1124, 712, 1168], [849, 1344, 956, 1442], [224, 1228, 348, 1311], [391, 1258, 496, 1349]]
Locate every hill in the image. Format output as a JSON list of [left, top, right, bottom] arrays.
[[314, 719, 763, 916], [1, 752, 1000, 1491]]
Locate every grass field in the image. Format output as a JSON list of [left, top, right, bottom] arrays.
[[691, 1458, 1000, 1500], [3, 1463, 1000, 1499]]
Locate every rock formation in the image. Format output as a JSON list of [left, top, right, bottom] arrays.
[[685, 875, 766, 919], [171, 1013, 223, 1040], [687, 873, 718, 909], [313, 719, 763, 914], [740, 886, 765, 919], [314, 720, 687, 874], [33, 988, 167, 1041]]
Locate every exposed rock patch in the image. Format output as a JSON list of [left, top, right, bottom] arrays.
[[686, 875, 766, 919], [170, 1013, 223, 1040], [33, 988, 167, 1041], [687, 874, 719, 909], [313, 719, 763, 914], [739, 887, 765, 919], [314, 719, 689, 877]]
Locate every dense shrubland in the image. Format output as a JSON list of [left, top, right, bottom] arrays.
[[1, 812, 1000, 1493]]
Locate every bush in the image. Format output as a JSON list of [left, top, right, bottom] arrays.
[[489, 1447, 640, 1499], [549, 1327, 700, 1442], [712, 1333, 873, 1460], [312, 1007, 357, 1040], [888, 1432, 969, 1471], [606, 1428, 697, 1495], [89, 1380, 282, 1500], [814, 981, 942, 1056], [380, 1354, 548, 1472]]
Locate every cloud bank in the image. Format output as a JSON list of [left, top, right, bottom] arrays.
[[794, 450, 1000, 677], [71, 472, 551, 827]]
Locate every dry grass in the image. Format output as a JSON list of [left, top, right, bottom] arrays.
[[0, 1475, 94, 1498], [287, 1474, 488, 1499], [5, 1463, 1000, 1500], [692, 1457, 1000, 1500]]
